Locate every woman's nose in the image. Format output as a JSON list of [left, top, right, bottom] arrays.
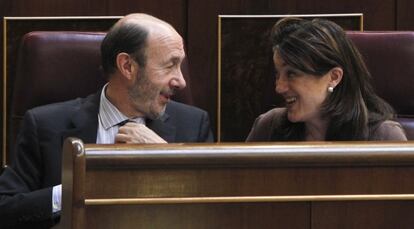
[[275, 77, 288, 94]]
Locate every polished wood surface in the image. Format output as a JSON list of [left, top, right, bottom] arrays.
[[60, 139, 414, 228], [312, 201, 414, 229], [61, 138, 86, 229], [397, 0, 414, 30], [85, 203, 310, 229]]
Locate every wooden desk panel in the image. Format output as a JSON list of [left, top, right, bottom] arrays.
[[86, 203, 309, 229], [312, 201, 414, 229], [85, 167, 414, 198], [59, 140, 414, 229]]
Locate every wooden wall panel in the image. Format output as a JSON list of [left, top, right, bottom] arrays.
[[0, 0, 10, 169], [264, 0, 395, 30], [396, 0, 414, 30], [106, 0, 187, 38], [186, 0, 240, 140], [4, 0, 106, 16]]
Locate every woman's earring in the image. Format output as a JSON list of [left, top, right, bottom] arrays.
[[328, 86, 334, 93]]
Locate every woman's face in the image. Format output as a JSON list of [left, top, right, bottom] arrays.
[[273, 52, 332, 124]]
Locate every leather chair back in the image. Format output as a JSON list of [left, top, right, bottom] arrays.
[[347, 31, 414, 140]]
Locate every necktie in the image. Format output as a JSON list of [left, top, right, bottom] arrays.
[[118, 119, 133, 126]]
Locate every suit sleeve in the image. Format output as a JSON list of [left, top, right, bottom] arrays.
[[198, 110, 214, 142], [0, 111, 55, 228]]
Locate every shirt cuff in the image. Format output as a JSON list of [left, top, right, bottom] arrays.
[[52, 184, 62, 213]]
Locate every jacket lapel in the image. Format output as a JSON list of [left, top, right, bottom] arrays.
[[61, 92, 100, 144], [146, 112, 176, 143]]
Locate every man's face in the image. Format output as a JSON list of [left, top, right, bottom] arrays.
[[128, 31, 186, 119]]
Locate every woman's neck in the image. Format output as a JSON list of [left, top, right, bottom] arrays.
[[305, 118, 329, 141]]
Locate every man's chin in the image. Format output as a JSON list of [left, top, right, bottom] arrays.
[[147, 105, 167, 120]]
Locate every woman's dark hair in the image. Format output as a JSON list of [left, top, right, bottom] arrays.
[[101, 22, 149, 78], [271, 17, 395, 140]]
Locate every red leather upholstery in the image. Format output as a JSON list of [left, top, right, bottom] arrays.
[[13, 32, 107, 114], [347, 31, 414, 140], [9, 31, 193, 159]]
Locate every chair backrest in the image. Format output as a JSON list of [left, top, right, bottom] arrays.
[[7, 31, 193, 164], [347, 31, 414, 140]]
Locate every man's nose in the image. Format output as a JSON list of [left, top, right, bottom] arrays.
[[171, 69, 187, 90]]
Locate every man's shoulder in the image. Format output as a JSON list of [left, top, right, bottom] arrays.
[[30, 98, 81, 113], [29, 93, 98, 116]]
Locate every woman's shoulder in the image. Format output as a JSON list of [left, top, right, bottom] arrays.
[[370, 120, 408, 141], [246, 107, 286, 141], [258, 107, 286, 121], [253, 107, 287, 128]]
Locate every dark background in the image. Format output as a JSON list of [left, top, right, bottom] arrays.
[[1, 0, 413, 164]]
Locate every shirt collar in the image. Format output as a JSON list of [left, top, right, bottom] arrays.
[[98, 84, 145, 130]]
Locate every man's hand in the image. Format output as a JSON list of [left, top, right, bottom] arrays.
[[115, 122, 167, 143]]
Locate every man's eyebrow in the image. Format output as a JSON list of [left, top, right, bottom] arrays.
[[169, 56, 184, 64]]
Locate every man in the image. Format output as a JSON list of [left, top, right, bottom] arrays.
[[0, 13, 213, 228]]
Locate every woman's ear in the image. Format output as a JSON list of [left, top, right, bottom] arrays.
[[329, 67, 343, 88], [116, 52, 138, 80]]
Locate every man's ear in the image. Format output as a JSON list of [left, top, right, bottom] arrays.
[[329, 67, 343, 88], [116, 52, 138, 80]]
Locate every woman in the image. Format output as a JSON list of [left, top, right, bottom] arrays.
[[246, 18, 407, 141]]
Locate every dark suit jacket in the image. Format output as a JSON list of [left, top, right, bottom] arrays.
[[0, 92, 213, 228]]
